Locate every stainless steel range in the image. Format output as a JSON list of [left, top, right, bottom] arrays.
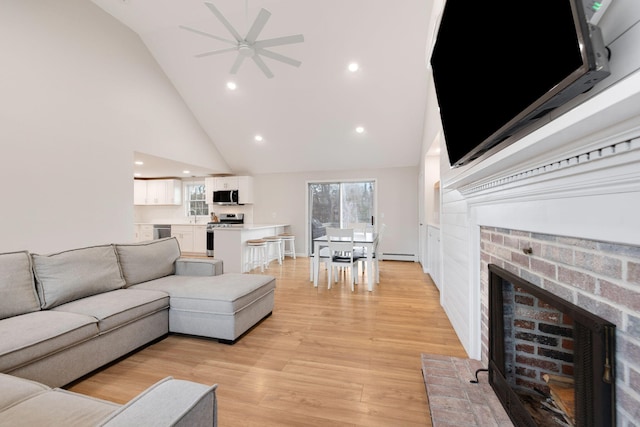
[[206, 213, 244, 256]]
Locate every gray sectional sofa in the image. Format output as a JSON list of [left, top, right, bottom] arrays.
[[0, 373, 217, 427], [0, 237, 276, 426]]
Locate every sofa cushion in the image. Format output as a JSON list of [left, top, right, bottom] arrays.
[[131, 273, 276, 314], [0, 251, 40, 320], [32, 245, 125, 309], [175, 258, 223, 277], [0, 373, 50, 412], [115, 238, 181, 287], [97, 377, 217, 427], [0, 311, 98, 373], [0, 388, 118, 426], [53, 289, 169, 333]]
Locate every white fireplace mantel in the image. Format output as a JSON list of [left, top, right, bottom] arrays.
[[437, 69, 640, 361]]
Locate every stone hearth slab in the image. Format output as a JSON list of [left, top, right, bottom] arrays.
[[421, 353, 513, 427]]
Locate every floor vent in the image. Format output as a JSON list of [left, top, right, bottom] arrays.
[[381, 253, 416, 262]]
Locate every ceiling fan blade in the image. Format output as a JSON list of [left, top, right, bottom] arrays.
[[229, 54, 246, 74], [252, 55, 274, 79], [253, 34, 304, 49], [179, 25, 237, 46], [257, 48, 302, 67], [204, 2, 243, 42], [195, 47, 238, 58], [245, 8, 271, 44]]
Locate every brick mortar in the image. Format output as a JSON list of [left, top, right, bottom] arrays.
[[479, 227, 640, 424]]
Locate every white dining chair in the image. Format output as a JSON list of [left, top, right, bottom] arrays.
[[326, 228, 362, 291], [356, 223, 386, 284]]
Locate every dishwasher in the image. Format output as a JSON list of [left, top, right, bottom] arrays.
[[153, 224, 171, 240]]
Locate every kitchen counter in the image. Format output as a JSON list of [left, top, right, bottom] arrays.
[[213, 223, 289, 231], [212, 224, 290, 273], [134, 221, 208, 225]]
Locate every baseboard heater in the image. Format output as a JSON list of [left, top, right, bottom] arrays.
[[380, 253, 417, 262]]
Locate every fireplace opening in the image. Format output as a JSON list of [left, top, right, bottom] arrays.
[[488, 264, 616, 426]]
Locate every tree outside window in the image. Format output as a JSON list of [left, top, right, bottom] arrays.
[[185, 183, 209, 217]]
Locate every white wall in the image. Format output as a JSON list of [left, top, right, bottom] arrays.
[[251, 166, 419, 257], [0, 0, 228, 253]]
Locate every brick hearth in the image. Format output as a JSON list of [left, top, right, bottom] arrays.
[[421, 353, 513, 426]]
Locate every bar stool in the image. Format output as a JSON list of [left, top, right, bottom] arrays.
[[278, 233, 296, 259], [262, 235, 283, 265], [246, 239, 268, 272]]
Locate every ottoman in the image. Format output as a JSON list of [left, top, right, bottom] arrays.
[[131, 273, 275, 343]]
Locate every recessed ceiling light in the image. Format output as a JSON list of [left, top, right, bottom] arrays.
[[355, 126, 365, 134], [183, 170, 191, 174], [134, 161, 144, 165], [226, 81, 237, 90], [348, 62, 359, 72], [254, 135, 264, 142]]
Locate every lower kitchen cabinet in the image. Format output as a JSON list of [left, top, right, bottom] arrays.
[[172, 224, 207, 254], [172, 225, 194, 253], [135, 224, 154, 242], [193, 225, 207, 254]]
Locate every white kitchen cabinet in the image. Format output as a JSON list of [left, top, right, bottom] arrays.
[[193, 225, 207, 254], [134, 179, 182, 205], [206, 176, 254, 204], [238, 176, 254, 204], [147, 179, 182, 205], [205, 177, 215, 205], [134, 180, 147, 205], [171, 225, 194, 253], [213, 176, 239, 191], [135, 224, 154, 242]]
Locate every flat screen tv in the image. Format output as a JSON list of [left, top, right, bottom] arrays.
[[430, 0, 611, 168]]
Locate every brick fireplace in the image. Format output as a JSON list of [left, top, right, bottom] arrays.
[[479, 227, 639, 424]]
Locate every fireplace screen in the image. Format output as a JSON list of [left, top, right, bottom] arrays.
[[488, 264, 616, 426]]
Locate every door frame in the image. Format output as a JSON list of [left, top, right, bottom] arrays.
[[305, 178, 378, 255]]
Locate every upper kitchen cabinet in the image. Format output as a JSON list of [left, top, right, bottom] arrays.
[[213, 176, 239, 191], [205, 176, 254, 204], [134, 179, 182, 205], [134, 179, 147, 205], [237, 176, 254, 204]]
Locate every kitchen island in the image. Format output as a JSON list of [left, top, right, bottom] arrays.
[[214, 224, 290, 273]]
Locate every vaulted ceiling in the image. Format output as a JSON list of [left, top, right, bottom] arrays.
[[92, 0, 432, 176]]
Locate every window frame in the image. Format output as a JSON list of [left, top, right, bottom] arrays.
[[184, 180, 209, 218]]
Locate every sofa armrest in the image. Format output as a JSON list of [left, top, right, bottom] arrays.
[[175, 258, 223, 276], [98, 377, 218, 427]]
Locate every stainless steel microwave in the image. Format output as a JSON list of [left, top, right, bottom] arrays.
[[213, 190, 239, 205]]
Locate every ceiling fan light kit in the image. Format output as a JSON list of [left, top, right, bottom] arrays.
[[180, 1, 304, 79]]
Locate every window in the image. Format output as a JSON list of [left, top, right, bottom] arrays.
[[308, 180, 376, 253], [185, 182, 209, 216]]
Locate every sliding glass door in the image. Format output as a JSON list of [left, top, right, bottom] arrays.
[[308, 180, 376, 254]]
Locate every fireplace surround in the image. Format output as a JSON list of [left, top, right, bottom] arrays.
[[488, 263, 616, 426], [478, 227, 640, 424]]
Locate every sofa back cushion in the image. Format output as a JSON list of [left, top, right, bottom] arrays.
[[0, 251, 41, 319], [115, 237, 181, 287], [32, 245, 125, 309]]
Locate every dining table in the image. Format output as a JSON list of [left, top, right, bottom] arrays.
[[311, 231, 378, 291]]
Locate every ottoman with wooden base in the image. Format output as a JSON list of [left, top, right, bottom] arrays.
[[131, 273, 275, 344]]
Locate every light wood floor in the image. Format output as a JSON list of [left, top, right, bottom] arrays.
[[67, 257, 467, 426]]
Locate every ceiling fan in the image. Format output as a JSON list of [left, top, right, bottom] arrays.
[[180, 1, 304, 79]]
